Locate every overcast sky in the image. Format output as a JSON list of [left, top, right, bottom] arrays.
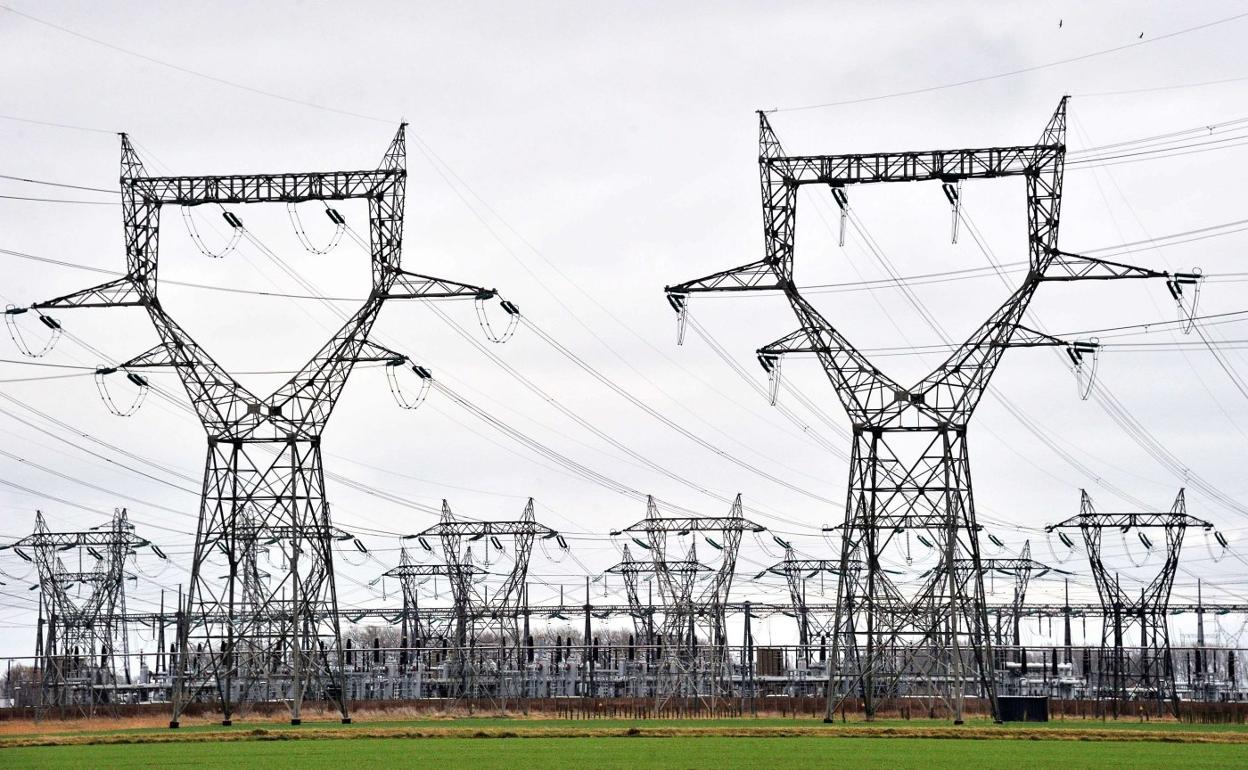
[[2, 1, 1248, 655]]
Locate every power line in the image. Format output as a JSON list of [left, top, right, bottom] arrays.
[[773, 11, 1248, 111]]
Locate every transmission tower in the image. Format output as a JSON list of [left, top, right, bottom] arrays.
[[1047, 489, 1212, 716], [760, 549, 893, 668], [1, 508, 162, 715], [14, 125, 515, 726], [401, 498, 563, 698], [665, 98, 1183, 723], [614, 494, 763, 703], [604, 544, 658, 651], [605, 534, 711, 704], [381, 547, 482, 648]]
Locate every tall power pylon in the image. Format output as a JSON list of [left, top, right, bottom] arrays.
[[665, 98, 1182, 723], [1047, 489, 1212, 716], [15, 125, 514, 726]]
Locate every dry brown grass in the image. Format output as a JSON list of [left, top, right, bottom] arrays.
[[2, 721, 1247, 750]]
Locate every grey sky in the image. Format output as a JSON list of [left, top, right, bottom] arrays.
[[2, 1, 1247, 655]]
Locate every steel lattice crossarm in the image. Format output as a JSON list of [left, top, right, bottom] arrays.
[[824, 514, 985, 532], [605, 556, 712, 574], [382, 562, 484, 579], [234, 524, 355, 542], [949, 556, 1063, 578], [2, 512, 150, 553], [409, 513, 560, 541], [762, 558, 844, 576], [1046, 513, 1214, 531], [616, 515, 766, 535]]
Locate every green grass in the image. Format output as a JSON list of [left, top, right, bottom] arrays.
[[3, 735, 1245, 770], [10, 715, 1248, 740]]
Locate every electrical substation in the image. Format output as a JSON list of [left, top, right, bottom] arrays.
[[1, 99, 1245, 732]]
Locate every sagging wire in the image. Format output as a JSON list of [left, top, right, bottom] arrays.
[[287, 203, 346, 254], [942, 181, 962, 244], [4, 306, 62, 358], [758, 352, 782, 405], [384, 359, 432, 410], [1166, 270, 1204, 334], [1205, 529, 1231, 564], [832, 187, 849, 246], [1067, 338, 1100, 401], [334, 538, 371, 568], [667, 293, 689, 346], [985, 532, 1008, 557], [1046, 529, 1078, 565], [182, 207, 244, 259], [1120, 525, 1153, 568], [93, 366, 150, 417], [538, 531, 570, 564], [475, 296, 521, 343]]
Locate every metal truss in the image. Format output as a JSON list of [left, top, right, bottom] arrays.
[[1047, 489, 1213, 716], [1, 508, 160, 717], [399, 498, 561, 699], [611, 495, 763, 705], [16, 125, 511, 727], [664, 98, 1182, 723]]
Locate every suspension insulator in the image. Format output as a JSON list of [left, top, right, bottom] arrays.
[[385, 360, 431, 410], [831, 187, 849, 247], [941, 180, 962, 244], [183, 207, 242, 258], [476, 295, 520, 343], [95, 367, 149, 417], [667, 293, 689, 346], [287, 202, 345, 254], [5, 306, 63, 358]]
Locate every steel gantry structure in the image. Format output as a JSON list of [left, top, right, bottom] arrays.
[[397, 498, 562, 699], [612, 494, 764, 704], [11, 125, 515, 727], [1047, 489, 1213, 716], [0, 508, 163, 716], [664, 97, 1187, 723]]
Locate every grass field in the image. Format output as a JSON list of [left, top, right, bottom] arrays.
[[3, 716, 1247, 769]]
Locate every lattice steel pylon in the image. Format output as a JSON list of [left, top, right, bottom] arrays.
[[665, 98, 1182, 723], [761, 549, 892, 666], [1, 508, 160, 716], [1047, 489, 1212, 716], [403, 498, 562, 697], [615, 494, 763, 704], [17, 125, 513, 727]]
